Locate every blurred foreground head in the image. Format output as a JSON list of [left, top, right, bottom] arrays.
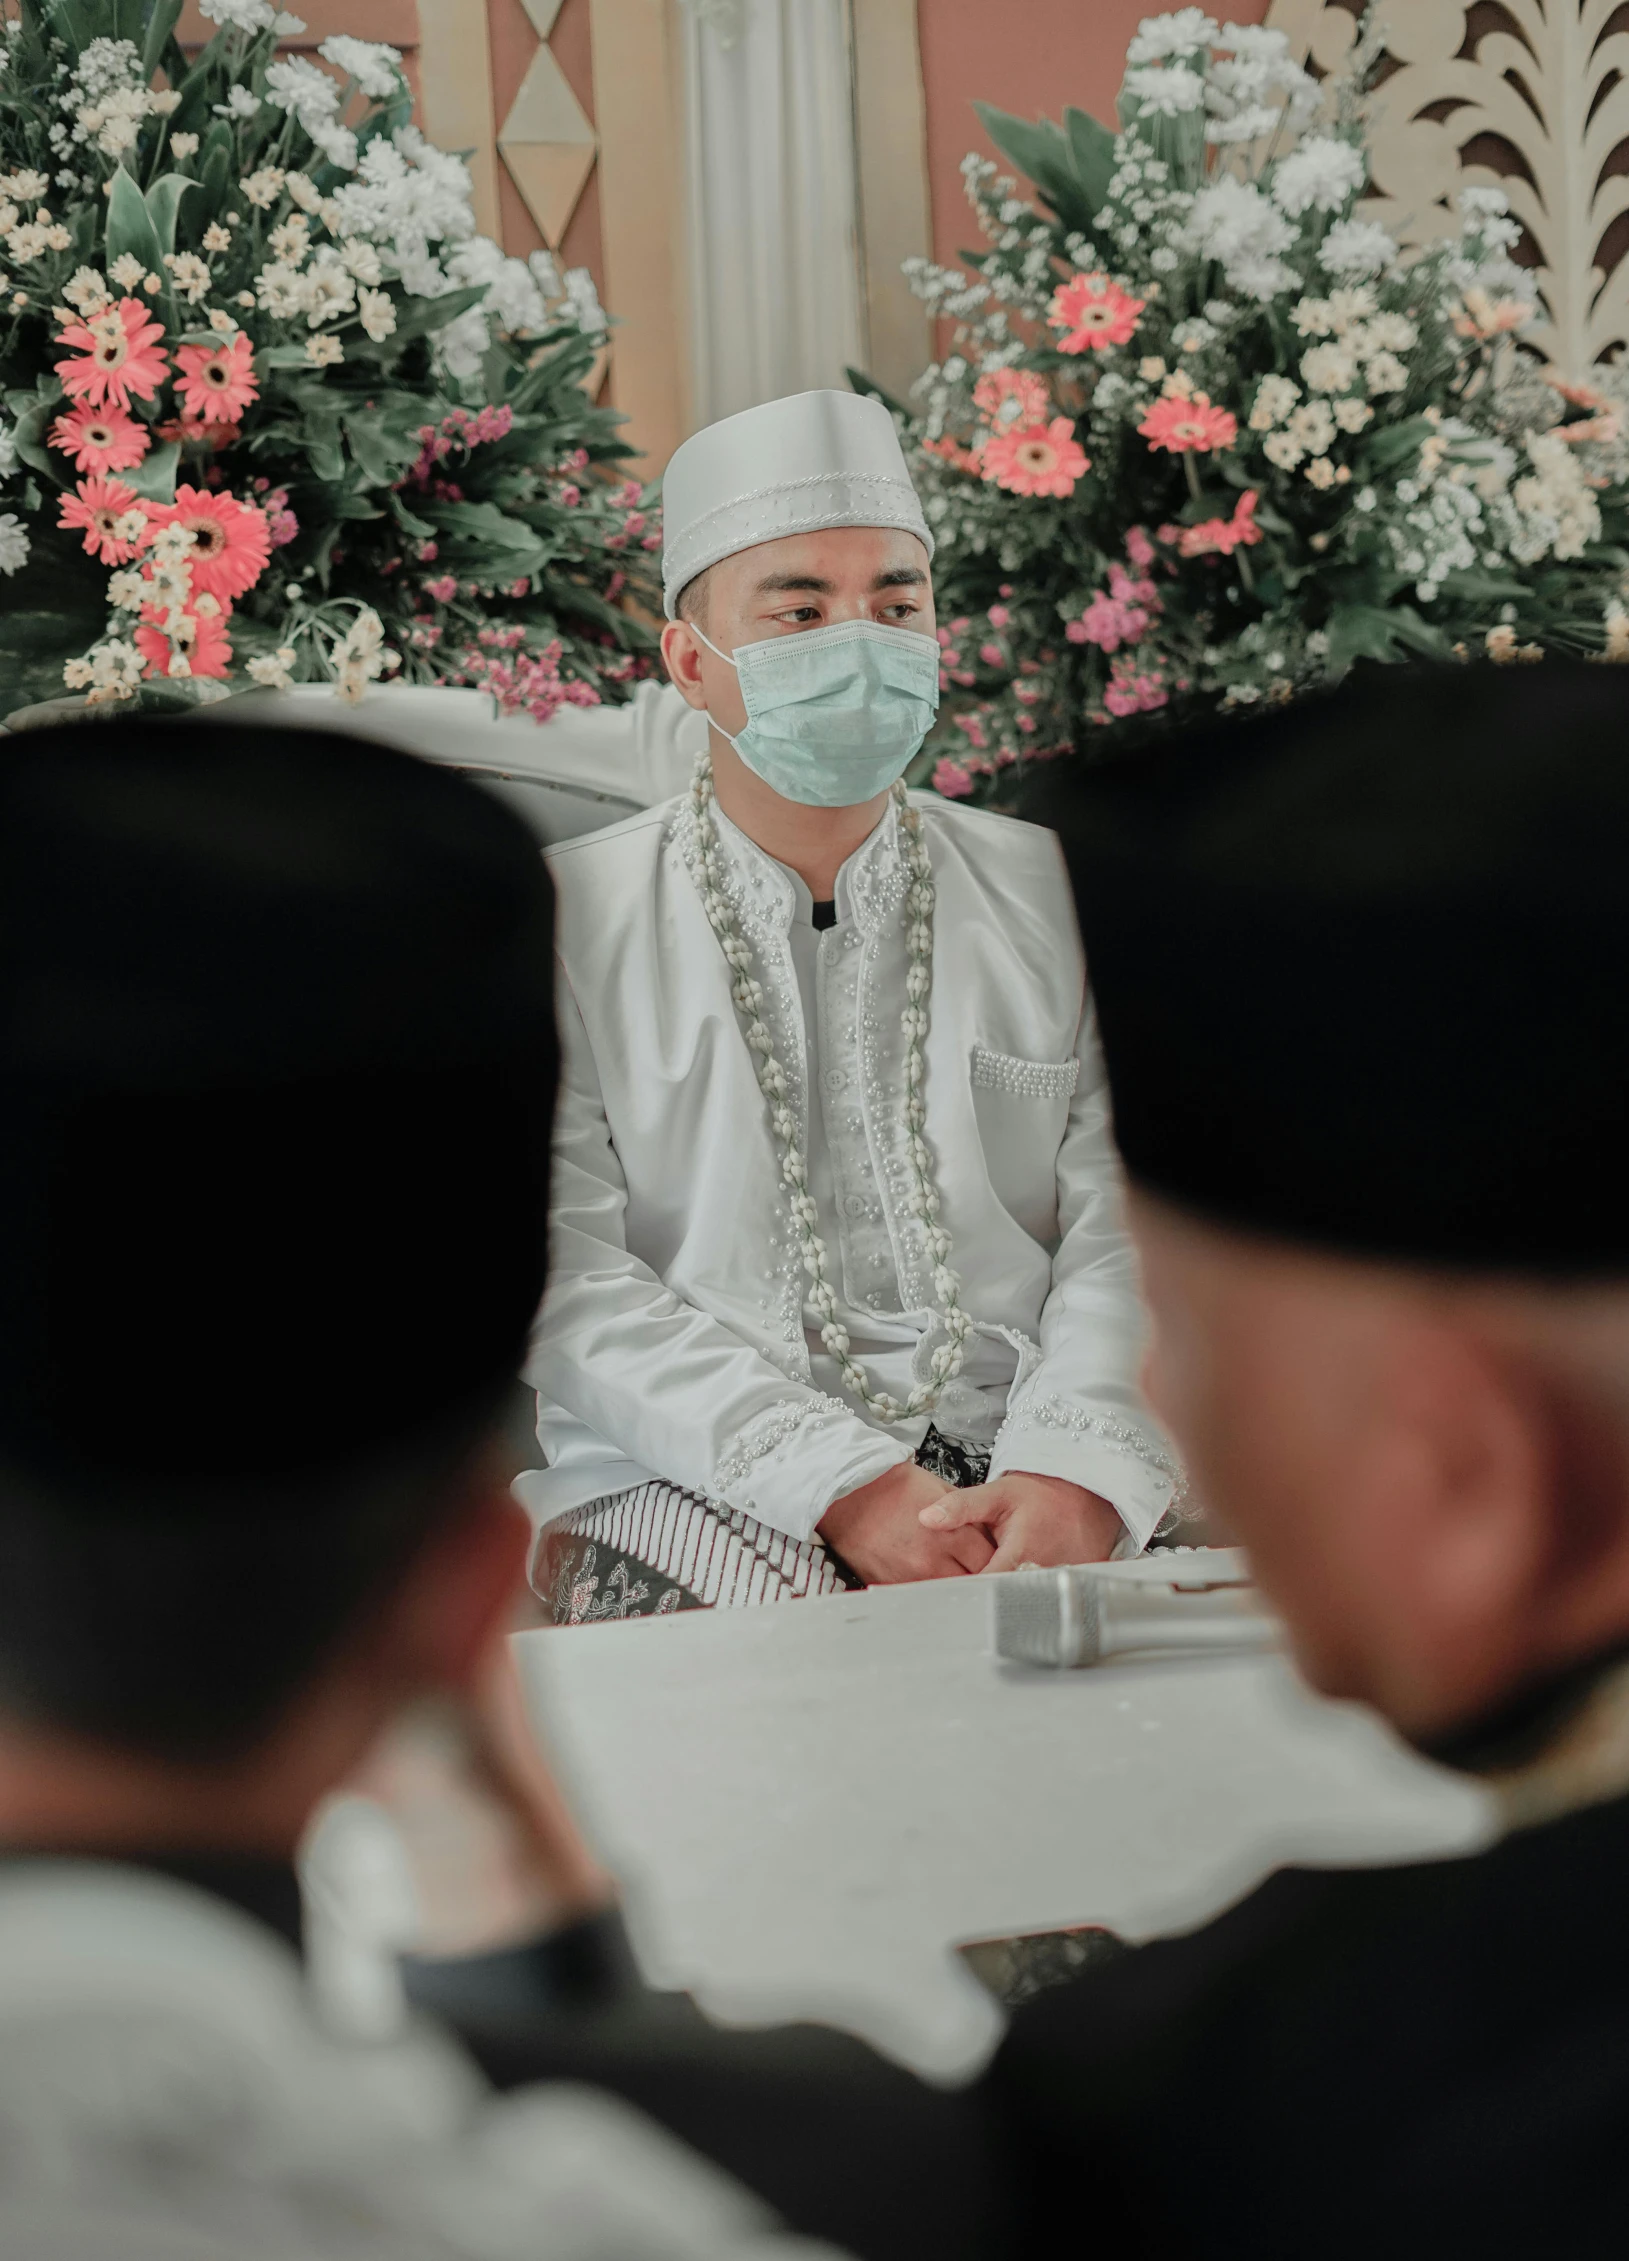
[[1038, 661, 1629, 1745], [0, 717, 557, 1775]]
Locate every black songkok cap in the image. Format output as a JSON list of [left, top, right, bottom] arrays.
[[1031, 661, 1629, 1278], [0, 717, 558, 1502]]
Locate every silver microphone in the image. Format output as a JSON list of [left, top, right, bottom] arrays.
[[993, 1564, 1283, 1669]]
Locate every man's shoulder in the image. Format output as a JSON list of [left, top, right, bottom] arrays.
[[546, 795, 688, 882], [910, 791, 1063, 876]]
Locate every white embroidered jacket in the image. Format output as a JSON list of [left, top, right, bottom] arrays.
[[519, 788, 1181, 1549]]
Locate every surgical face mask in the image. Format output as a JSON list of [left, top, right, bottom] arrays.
[[691, 617, 940, 808]]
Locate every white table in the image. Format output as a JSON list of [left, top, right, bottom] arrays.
[[514, 1553, 1493, 2084]]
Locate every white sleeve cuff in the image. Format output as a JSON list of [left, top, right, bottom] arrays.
[[989, 1397, 1183, 1555], [711, 1396, 912, 1543]]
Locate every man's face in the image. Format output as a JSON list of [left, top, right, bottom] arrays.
[[1127, 1190, 1549, 1736], [661, 525, 936, 748]]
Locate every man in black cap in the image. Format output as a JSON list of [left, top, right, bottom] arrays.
[[965, 660, 1629, 2258], [0, 713, 889, 2257]]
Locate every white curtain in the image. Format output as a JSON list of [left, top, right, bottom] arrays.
[[681, 0, 866, 428]]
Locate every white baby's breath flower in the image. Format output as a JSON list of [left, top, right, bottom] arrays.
[[1262, 429, 1303, 470], [1319, 217, 1397, 280], [1359, 311, 1417, 356], [1127, 10, 1219, 62], [241, 166, 285, 207], [1333, 396, 1373, 433], [1249, 371, 1300, 430], [357, 284, 395, 340], [198, 0, 276, 27], [1304, 455, 1337, 489], [0, 512, 28, 575], [306, 332, 343, 365], [318, 34, 401, 98], [1123, 63, 1207, 115], [1291, 296, 1333, 337], [164, 251, 212, 303], [1271, 135, 1364, 217], [1286, 398, 1335, 455], [149, 523, 196, 566], [1365, 351, 1408, 395], [113, 509, 148, 546], [247, 644, 299, 689], [1301, 340, 1358, 394]]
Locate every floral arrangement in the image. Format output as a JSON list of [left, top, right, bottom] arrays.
[[0, 0, 658, 715], [891, 8, 1629, 803]]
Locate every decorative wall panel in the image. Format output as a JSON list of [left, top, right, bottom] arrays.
[[500, 0, 601, 245], [1268, 0, 1629, 375]]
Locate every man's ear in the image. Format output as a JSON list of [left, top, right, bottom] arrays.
[[383, 1486, 532, 1697], [661, 619, 708, 708]]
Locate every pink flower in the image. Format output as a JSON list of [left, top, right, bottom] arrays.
[[142, 487, 270, 603], [58, 475, 144, 563], [558, 483, 581, 506], [49, 401, 150, 476], [54, 298, 168, 412], [981, 417, 1090, 498], [1049, 273, 1145, 354], [134, 603, 234, 681], [922, 434, 984, 474], [1103, 661, 1169, 718], [932, 757, 976, 798], [174, 333, 259, 424], [972, 366, 1051, 430], [1125, 525, 1157, 571], [987, 603, 1011, 627], [423, 575, 458, 602], [979, 640, 1004, 665], [261, 487, 299, 547], [1170, 489, 1263, 558], [1139, 390, 1238, 455]]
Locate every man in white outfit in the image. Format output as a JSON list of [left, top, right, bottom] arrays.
[[523, 391, 1180, 1612]]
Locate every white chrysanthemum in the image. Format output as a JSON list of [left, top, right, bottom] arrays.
[[564, 266, 606, 334], [318, 35, 402, 98], [1271, 135, 1364, 217], [213, 85, 261, 118], [1511, 430, 1601, 562], [1302, 340, 1357, 394], [265, 56, 341, 129], [0, 512, 27, 575], [1123, 64, 1207, 115], [1248, 372, 1299, 430], [357, 285, 395, 340], [1206, 104, 1280, 145], [1319, 217, 1397, 279], [0, 418, 14, 476], [1127, 10, 1219, 63], [308, 121, 358, 172], [198, 0, 276, 26]]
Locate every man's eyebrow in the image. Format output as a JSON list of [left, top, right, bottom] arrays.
[[872, 567, 928, 589], [752, 571, 836, 595]]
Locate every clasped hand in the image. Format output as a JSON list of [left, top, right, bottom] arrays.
[[818, 1461, 1123, 1585]]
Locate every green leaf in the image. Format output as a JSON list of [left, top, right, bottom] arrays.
[[425, 498, 544, 552], [105, 167, 168, 283], [256, 345, 322, 369], [1062, 106, 1116, 219], [127, 440, 179, 504], [196, 127, 233, 220], [145, 174, 196, 258], [141, 0, 184, 80], [42, 0, 92, 57], [845, 367, 911, 418], [343, 407, 418, 486], [1325, 602, 1447, 677], [973, 102, 1098, 234], [387, 282, 488, 347], [9, 397, 71, 490]]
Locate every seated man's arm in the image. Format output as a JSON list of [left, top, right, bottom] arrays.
[[982, 998, 1183, 1554], [528, 974, 912, 1542]]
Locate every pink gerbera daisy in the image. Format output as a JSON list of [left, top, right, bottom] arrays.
[[980, 417, 1091, 499], [49, 401, 151, 477], [54, 298, 169, 413], [173, 334, 259, 426], [1171, 488, 1263, 558], [141, 485, 271, 603], [1138, 390, 1239, 455], [58, 475, 146, 564], [1049, 273, 1146, 354], [972, 366, 1052, 431], [134, 602, 234, 681]]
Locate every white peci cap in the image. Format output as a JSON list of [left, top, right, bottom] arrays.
[[660, 389, 934, 618]]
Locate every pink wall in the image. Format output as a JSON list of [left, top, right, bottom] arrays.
[[917, 0, 1273, 269]]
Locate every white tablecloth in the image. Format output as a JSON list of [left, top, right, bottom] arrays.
[[514, 1552, 1493, 2083]]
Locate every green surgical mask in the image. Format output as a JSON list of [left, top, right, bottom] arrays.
[[694, 618, 940, 808]]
